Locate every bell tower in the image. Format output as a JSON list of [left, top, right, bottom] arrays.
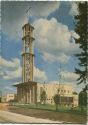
[[22, 23, 35, 82], [14, 8, 37, 104]]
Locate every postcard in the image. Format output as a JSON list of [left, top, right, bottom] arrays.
[[0, 0, 87, 124]]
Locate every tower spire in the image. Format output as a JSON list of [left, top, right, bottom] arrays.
[[26, 7, 31, 22]]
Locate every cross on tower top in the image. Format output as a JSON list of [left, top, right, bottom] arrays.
[[26, 7, 31, 21]]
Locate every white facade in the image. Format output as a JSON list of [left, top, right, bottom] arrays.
[[37, 83, 78, 107], [6, 93, 16, 102]]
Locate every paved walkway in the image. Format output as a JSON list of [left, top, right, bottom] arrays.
[[0, 110, 62, 123]]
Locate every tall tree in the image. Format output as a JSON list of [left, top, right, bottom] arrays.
[[79, 90, 87, 106], [53, 94, 60, 110], [40, 90, 47, 104], [79, 88, 87, 113], [75, 2, 88, 85]]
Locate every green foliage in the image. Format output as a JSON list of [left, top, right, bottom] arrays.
[[75, 2, 88, 84], [53, 94, 60, 110], [14, 103, 87, 116], [79, 90, 87, 106], [40, 90, 47, 104], [73, 92, 78, 95]]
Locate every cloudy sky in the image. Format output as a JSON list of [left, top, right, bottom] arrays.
[[0, 1, 85, 95]]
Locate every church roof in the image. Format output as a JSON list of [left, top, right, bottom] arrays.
[[13, 81, 37, 87], [22, 23, 34, 30]]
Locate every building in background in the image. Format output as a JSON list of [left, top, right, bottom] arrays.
[[15, 82, 78, 107], [37, 83, 78, 107], [6, 93, 17, 102], [1, 93, 17, 102], [1, 95, 6, 103]]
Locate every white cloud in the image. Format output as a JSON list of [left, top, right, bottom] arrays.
[[50, 70, 79, 88], [0, 56, 47, 81], [3, 66, 22, 80], [0, 71, 4, 77], [33, 18, 80, 64], [50, 70, 84, 93], [2, 1, 60, 40], [60, 71, 78, 83], [0, 56, 20, 68], [3, 64, 47, 81], [30, 2, 60, 17], [69, 2, 79, 16], [34, 66, 47, 82], [43, 52, 70, 64], [71, 31, 79, 39], [70, 1, 86, 16], [0, 56, 22, 80]]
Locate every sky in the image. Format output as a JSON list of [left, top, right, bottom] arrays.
[[0, 1, 85, 95]]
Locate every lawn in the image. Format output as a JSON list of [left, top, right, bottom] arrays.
[[12, 102, 87, 115], [8, 103, 87, 124]]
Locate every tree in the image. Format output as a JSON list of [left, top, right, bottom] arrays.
[[79, 90, 87, 106], [0, 90, 2, 103], [79, 89, 87, 112], [75, 2, 88, 85], [40, 90, 47, 104], [0, 97, 1, 103], [53, 94, 60, 110]]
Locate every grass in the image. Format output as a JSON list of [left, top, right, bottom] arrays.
[[8, 103, 87, 124], [12, 102, 87, 115]]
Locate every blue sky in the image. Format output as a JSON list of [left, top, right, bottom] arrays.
[[0, 1, 85, 95]]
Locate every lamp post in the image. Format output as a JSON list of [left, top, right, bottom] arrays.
[[56, 63, 64, 106]]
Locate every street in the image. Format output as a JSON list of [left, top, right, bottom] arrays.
[[0, 110, 61, 123], [0, 103, 61, 123]]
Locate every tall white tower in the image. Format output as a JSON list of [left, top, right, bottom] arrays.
[[22, 23, 35, 82]]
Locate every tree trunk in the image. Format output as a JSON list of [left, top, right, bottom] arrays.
[[56, 104, 58, 111]]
